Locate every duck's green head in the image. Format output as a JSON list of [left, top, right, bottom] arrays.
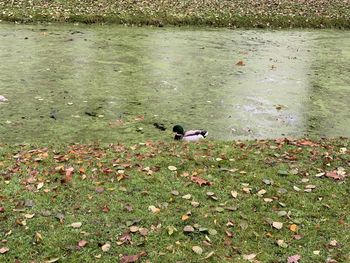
[[173, 125, 184, 135]]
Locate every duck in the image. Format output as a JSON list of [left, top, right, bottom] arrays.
[[172, 125, 208, 141]]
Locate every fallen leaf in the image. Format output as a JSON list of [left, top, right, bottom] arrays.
[[182, 214, 190, 221], [257, 189, 267, 196], [297, 140, 318, 147], [95, 186, 105, 193], [35, 232, 43, 243], [231, 191, 238, 198], [325, 171, 345, 180], [191, 176, 212, 186], [182, 194, 192, 200], [202, 251, 214, 259], [78, 240, 88, 247], [168, 166, 177, 171], [329, 239, 338, 247], [242, 187, 251, 194], [192, 246, 203, 255], [191, 201, 200, 207], [293, 186, 301, 192], [65, 167, 74, 182], [276, 239, 288, 248], [0, 247, 9, 254], [287, 254, 301, 263], [70, 222, 82, 228], [37, 182, 44, 190], [102, 205, 110, 213], [139, 228, 148, 236], [243, 253, 256, 261], [290, 224, 298, 232], [293, 234, 303, 240], [236, 60, 245, 66], [45, 258, 60, 263], [272, 222, 283, 230], [120, 255, 139, 263], [148, 205, 160, 213], [24, 213, 35, 219], [101, 243, 111, 252], [278, 211, 287, 217], [183, 225, 195, 233], [206, 192, 218, 200], [118, 232, 132, 245], [130, 226, 139, 233], [167, 225, 177, 235]]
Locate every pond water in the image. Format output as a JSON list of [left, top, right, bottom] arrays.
[[0, 24, 349, 143]]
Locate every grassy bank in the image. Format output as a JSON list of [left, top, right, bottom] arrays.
[[0, 138, 349, 262], [0, 0, 349, 28]]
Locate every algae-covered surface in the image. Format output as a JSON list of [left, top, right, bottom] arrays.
[[0, 24, 349, 143]]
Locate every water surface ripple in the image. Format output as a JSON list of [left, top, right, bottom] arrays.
[[0, 24, 349, 143]]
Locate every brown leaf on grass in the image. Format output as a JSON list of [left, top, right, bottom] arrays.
[[95, 187, 105, 193], [297, 140, 318, 147], [134, 115, 144, 121], [78, 240, 88, 247], [0, 247, 9, 254], [191, 176, 212, 186], [120, 254, 139, 263], [138, 228, 148, 236], [287, 254, 301, 263], [325, 171, 346, 180], [124, 204, 133, 212], [65, 167, 74, 182], [102, 205, 110, 213], [236, 60, 245, 66], [118, 232, 132, 245], [120, 251, 147, 263]]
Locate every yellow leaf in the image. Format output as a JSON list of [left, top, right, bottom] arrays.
[[290, 224, 298, 232], [181, 214, 189, 221]]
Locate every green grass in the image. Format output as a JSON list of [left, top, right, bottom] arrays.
[[0, 0, 349, 28], [0, 138, 349, 262]]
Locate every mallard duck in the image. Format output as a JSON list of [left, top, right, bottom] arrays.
[[172, 125, 208, 141]]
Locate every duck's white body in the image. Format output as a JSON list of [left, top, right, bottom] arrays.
[[174, 129, 208, 141], [183, 130, 208, 141]]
